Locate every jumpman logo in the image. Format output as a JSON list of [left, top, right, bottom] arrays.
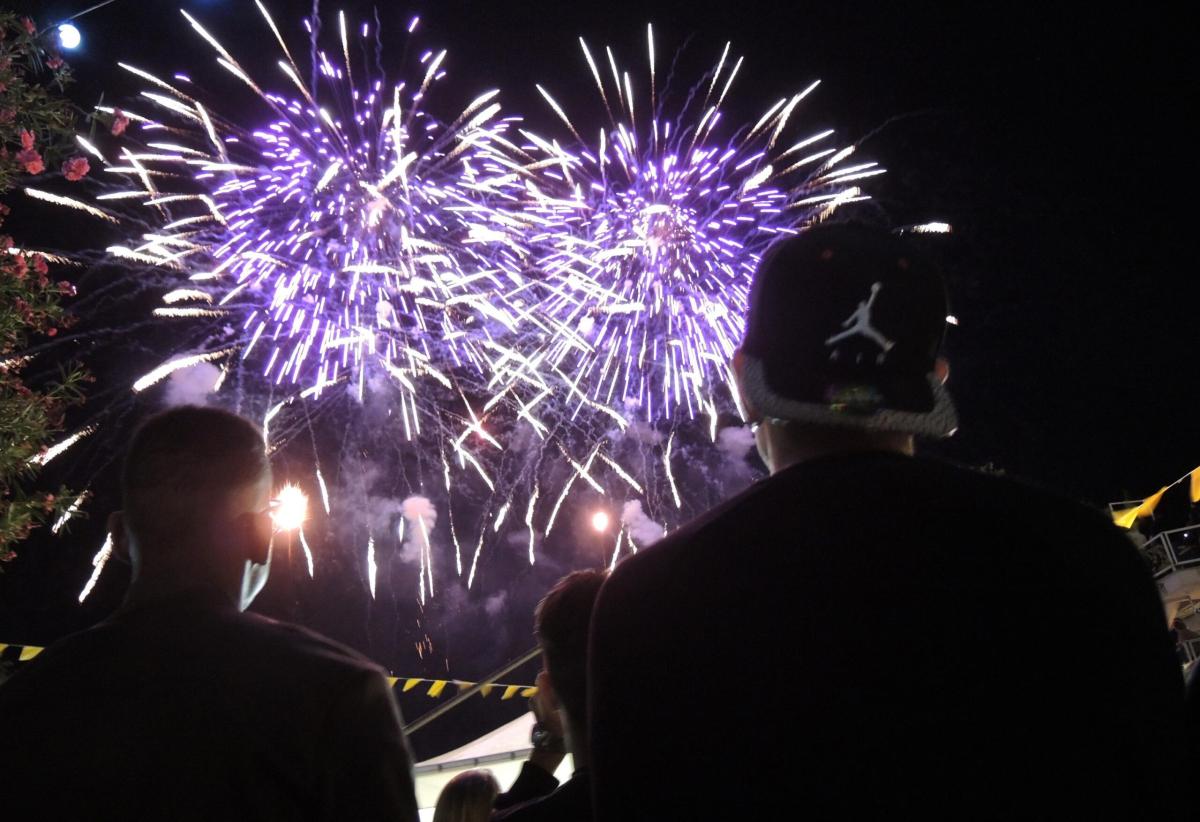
[[825, 282, 894, 363]]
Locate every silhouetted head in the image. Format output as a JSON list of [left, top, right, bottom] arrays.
[[110, 406, 273, 609], [432, 769, 499, 822], [535, 569, 607, 749], [734, 222, 955, 472]]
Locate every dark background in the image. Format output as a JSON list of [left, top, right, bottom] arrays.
[[2, 0, 1195, 757]]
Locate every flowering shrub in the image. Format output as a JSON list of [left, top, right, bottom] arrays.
[[1, 11, 89, 561]]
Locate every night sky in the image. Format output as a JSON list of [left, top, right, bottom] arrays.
[[2, 0, 1195, 756]]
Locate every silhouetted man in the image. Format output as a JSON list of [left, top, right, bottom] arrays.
[[494, 570, 606, 821], [0, 406, 418, 821], [589, 223, 1185, 819]]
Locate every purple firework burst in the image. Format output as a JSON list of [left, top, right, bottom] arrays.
[[519, 26, 882, 427], [99, 7, 526, 426]]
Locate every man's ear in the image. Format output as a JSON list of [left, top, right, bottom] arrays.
[[731, 348, 762, 424], [935, 356, 951, 385], [535, 669, 559, 710], [107, 510, 130, 564]]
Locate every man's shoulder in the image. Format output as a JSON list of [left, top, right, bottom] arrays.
[[492, 773, 589, 822], [226, 610, 389, 681], [1, 605, 387, 706], [602, 452, 1126, 600]]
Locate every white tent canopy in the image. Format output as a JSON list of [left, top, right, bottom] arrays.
[[414, 712, 574, 819]]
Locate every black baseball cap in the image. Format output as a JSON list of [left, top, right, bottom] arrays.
[[738, 222, 957, 437]]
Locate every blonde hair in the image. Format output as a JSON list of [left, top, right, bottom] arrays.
[[432, 769, 500, 822]]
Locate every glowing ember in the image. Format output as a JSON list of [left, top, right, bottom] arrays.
[[271, 483, 308, 532], [591, 510, 611, 532]]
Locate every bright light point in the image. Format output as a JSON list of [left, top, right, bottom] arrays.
[[58, 24, 82, 50], [271, 484, 308, 532], [910, 221, 951, 234], [946, 314, 959, 326], [591, 510, 611, 532]]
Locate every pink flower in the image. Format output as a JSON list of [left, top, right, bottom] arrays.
[[58, 280, 76, 297], [47, 56, 63, 70], [16, 148, 44, 175], [111, 110, 130, 137], [33, 255, 49, 276], [20, 129, 35, 151], [0, 108, 14, 124], [21, 17, 36, 35], [61, 155, 90, 181]]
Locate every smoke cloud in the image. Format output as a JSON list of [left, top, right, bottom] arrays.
[[621, 499, 665, 548], [484, 591, 508, 617], [163, 361, 221, 406], [399, 495, 438, 564], [717, 425, 756, 460]]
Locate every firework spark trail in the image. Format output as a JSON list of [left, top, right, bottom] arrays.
[[525, 486, 539, 565], [315, 468, 331, 514], [609, 529, 624, 570], [401, 496, 438, 604], [366, 534, 377, 598], [23, 188, 118, 223], [51, 492, 89, 535], [664, 430, 682, 509], [132, 350, 236, 393], [298, 529, 315, 577], [78, 533, 113, 603], [466, 527, 486, 589], [27, 427, 96, 467]]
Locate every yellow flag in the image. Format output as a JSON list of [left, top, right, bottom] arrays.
[[520, 686, 538, 698], [1192, 468, 1200, 503], [386, 676, 399, 687], [18, 646, 42, 661], [403, 678, 422, 692], [427, 680, 448, 697], [1137, 486, 1169, 518], [1113, 506, 1141, 529], [479, 684, 494, 698], [0, 644, 8, 654], [501, 685, 520, 700]]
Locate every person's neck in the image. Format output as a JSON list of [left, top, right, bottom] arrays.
[[765, 424, 914, 475], [123, 572, 237, 611]]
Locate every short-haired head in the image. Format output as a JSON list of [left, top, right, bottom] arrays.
[[120, 406, 270, 567], [534, 569, 608, 728]]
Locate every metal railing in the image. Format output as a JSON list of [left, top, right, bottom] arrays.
[[1137, 523, 1200, 580], [1177, 637, 1200, 666]]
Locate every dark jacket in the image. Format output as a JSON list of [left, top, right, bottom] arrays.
[[0, 589, 418, 821], [494, 760, 561, 811], [1186, 661, 1200, 759], [589, 452, 1185, 820], [494, 768, 591, 822]]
